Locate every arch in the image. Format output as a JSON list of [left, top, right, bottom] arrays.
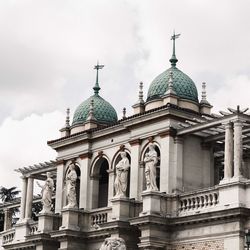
[[90, 155, 110, 208], [140, 141, 161, 190], [90, 154, 110, 178], [112, 149, 131, 198]]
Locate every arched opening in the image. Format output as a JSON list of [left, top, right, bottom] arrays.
[[142, 143, 161, 191], [98, 159, 109, 208], [91, 157, 110, 209], [114, 152, 131, 198]]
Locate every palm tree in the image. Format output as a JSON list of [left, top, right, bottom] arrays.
[[0, 187, 20, 203]]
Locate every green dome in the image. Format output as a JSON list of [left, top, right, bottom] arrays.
[[72, 94, 118, 126], [147, 66, 199, 102]]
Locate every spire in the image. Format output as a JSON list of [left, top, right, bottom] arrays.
[[122, 107, 126, 119], [93, 61, 104, 95], [87, 99, 96, 121], [138, 81, 144, 104], [169, 31, 181, 67], [65, 108, 70, 128]]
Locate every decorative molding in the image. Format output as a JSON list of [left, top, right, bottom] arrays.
[[79, 152, 93, 159], [129, 138, 141, 146], [159, 128, 177, 138]]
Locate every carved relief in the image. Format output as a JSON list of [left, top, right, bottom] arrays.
[[100, 237, 126, 250]]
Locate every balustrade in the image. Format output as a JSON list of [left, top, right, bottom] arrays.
[[2, 229, 15, 244], [179, 188, 219, 214]]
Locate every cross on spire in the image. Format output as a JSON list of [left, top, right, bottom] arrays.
[[170, 31, 181, 67], [93, 61, 104, 95]]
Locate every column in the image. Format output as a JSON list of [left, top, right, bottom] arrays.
[[55, 161, 64, 213], [234, 120, 243, 178], [107, 169, 115, 206], [129, 139, 141, 200], [79, 155, 91, 209], [4, 208, 12, 231], [160, 131, 175, 193], [19, 176, 28, 221], [25, 177, 34, 219], [174, 137, 183, 192], [224, 123, 234, 179]]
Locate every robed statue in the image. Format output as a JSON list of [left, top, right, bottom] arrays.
[[144, 143, 159, 191], [37, 172, 54, 213], [100, 237, 126, 250], [114, 152, 130, 198], [65, 164, 78, 208]]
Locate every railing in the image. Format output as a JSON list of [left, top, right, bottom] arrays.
[[178, 187, 219, 215], [2, 228, 15, 244], [29, 222, 38, 235], [89, 207, 112, 228]]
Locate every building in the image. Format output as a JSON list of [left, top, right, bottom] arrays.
[[1, 34, 250, 250]]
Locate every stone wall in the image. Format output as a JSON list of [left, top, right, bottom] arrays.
[[170, 239, 224, 250]]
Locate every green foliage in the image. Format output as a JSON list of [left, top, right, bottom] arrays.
[[0, 186, 20, 203]]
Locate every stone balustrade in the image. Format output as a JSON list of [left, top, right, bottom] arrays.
[[29, 222, 38, 235], [2, 229, 15, 245], [178, 187, 219, 215], [89, 207, 112, 228]]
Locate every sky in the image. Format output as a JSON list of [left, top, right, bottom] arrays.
[[1, 0, 250, 189]]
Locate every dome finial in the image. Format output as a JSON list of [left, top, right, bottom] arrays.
[[138, 81, 144, 104], [201, 82, 207, 102], [93, 61, 104, 95], [65, 108, 70, 127], [122, 107, 126, 119], [170, 30, 181, 67]]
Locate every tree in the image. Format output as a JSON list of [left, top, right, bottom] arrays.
[[0, 187, 20, 203]]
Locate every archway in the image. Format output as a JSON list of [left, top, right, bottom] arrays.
[[91, 157, 110, 208]]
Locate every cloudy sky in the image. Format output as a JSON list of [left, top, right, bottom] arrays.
[[1, 0, 250, 189]]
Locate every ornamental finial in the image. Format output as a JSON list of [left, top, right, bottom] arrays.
[[138, 81, 144, 104], [166, 71, 176, 95], [122, 107, 126, 119], [201, 82, 207, 101], [93, 61, 104, 95], [65, 108, 70, 127], [87, 99, 96, 121], [169, 30, 180, 67]]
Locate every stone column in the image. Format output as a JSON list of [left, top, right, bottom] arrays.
[[224, 122, 234, 179], [79, 154, 92, 210], [129, 139, 141, 200], [174, 137, 183, 192], [55, 161, 64, 214], [19, 176, 28, 221], [234, 120, 243, 178], [4, 208, 12, 231], [25, 177, 34, 219], [107, 169, 115, 206], [159, 130, 175, 193]]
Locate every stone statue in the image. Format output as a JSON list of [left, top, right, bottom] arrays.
[[37, 172, 54, 213], [65, 164, 78, 208], [144, 143, 159, 191], [100, 237, 126, 250], [114, 152, 130, 198]]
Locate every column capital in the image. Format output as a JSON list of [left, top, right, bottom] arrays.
[[174, 136, 183, 144], [222, 121, 233, 129]]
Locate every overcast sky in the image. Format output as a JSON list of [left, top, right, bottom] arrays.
[[1, 0, 250, 189]]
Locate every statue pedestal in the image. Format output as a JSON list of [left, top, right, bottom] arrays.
[[140, 190, 161, 216], [60, 208, 80, 231], [37, 212, 54, 233], [110, 196, 130, 221], [14, 219, 31, 242]]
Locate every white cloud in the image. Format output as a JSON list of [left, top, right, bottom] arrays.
[[0, 111, 64, 188]]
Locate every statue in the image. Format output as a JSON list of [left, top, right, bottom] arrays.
[[37, 172, 54, 213], [144, 143, 159, 191], [100, 237, 126, 250], [114, 152, 130, 198], [65, 164, 78, 208]]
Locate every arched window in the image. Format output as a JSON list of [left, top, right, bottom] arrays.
[[91, 157, 110, 208]]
